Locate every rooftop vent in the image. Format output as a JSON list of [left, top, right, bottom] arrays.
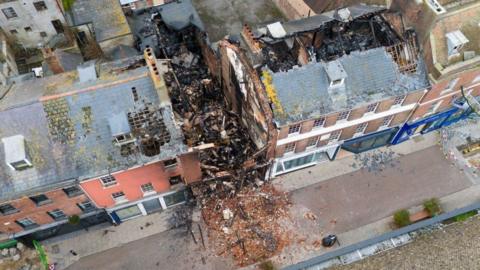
[[77, 61, 97, 83], [425, 0, 446, 15], [336, 8, 352, 22], [2, 135, 32, 171], [108, 113, 135, 146], [267, 22, 286, 39], [446, 30, 469, 57], [324, 60, 347, 88]]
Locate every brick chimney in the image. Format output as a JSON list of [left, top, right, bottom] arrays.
[[42, 48, 64, 74], [241, 24, 261, 54], [144, 47, 171, 108]]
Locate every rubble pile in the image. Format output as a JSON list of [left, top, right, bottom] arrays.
[[202, 183, 291, 266], [155, 22, 261, 179], [152, 15, 291, 265], [351, 149, 400, 174]]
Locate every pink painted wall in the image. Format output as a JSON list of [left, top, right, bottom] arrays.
[[80, 162, 174, 208]]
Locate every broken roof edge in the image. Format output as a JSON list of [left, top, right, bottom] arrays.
[[255, 4, 387, 41]]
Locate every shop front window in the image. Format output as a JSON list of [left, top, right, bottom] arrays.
[[163, 191, 186, 207], [115, 205, 142, 221]]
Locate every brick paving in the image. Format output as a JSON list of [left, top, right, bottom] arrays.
[[331, 215, 480, 270]]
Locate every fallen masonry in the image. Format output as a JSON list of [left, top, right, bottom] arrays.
[[201, 183, 291, 266], [144, 7, 291, 265]]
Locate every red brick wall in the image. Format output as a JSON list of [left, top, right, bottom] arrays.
[[80, 155, 200, 208], [410, 70, 480, 120], [0, 189, 88, 234]]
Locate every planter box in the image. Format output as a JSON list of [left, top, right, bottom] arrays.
[[410, 209, 431, 223]]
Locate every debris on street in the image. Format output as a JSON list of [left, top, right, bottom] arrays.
[[351, 149, 400, 174], [147, 9, 292, 266], [201, 184, 291, 266]]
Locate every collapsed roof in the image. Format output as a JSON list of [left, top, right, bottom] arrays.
[[240, 4, 430, 125], [0, 57, 187, 201]]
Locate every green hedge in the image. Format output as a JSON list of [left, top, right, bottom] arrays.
[[394, 209, 411, 227], [423, 198, 442, 216]]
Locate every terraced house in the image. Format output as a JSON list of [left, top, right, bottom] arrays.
[[220, 4, 430, 176], [0, 49, 201, 240], [391, 0, 480, 143]]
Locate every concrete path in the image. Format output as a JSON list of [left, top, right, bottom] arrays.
[[274, 131, 440, 192], [43, 208, 176, 269]]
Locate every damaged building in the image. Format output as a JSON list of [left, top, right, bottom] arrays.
[[0, 47, 203, 239], [219, 4, 431, 176]]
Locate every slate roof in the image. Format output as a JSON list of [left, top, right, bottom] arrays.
[[154, 0, 204, 31], [269, 47, 430, 125], [0, 61, 187, 201], [259, 4, 385, 38], [68, 0, 132, 43]]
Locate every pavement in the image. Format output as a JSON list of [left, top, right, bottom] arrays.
[[43, 207, 178, 270], [65, 226, 231, 270], [46, 123, 480, 270], [441, 117, 480, 184], [274, 131, 441, 192]]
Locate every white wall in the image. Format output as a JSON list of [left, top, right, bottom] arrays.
[[0, 0, 65, 48]]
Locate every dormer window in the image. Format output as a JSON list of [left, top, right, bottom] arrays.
[[446, 30, 469, 57], [2, 135, 33, 171], [108, 114, 135, 146]]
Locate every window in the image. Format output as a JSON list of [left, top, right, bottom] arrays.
[[473, 75, 480, 84], [141, 183, 155, 194], [441, 78, 459, 94], [355, 123, 368, 135], [328, 130, 342, 143], [9, 29, 17, 34], [426, 100, 443, 115], [306, 137, 318, 148], [2, 7, 17, 19], [331, 79, 344, 86], [365, 103, 378, 114], [313, 118, 325, 128], [29, 194, 52, 206], [39, 32, 47, 37], [77, 200, 95, 213], [100, 175, 117, 187], [169, 175, 182, 185], [284, 142, 296, 153], [288, 124, 301, 134], [63, 186, 83, 197], [10, 160, 32, 171], [163, 158, 177, 168], [47, 209, 66, 221], [33, 1, 48, 11], [132, 87, 139, 102], [16, 218, 38, 229], [336, 110, 350, 122], [392, 95, 405, 107], [112, 191, 126, 203], [0, 204, 18, 215], [24, 27, 32, 32], [163, 191, 186, 207], [380, 115, 394, 129]]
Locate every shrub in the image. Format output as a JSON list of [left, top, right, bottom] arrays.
[[454, 210, 477, 222], [68, 215, 80, 225], [423, 198, 442, 216], [393, 209, 411, 227], [259, 260, 276, 270]]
